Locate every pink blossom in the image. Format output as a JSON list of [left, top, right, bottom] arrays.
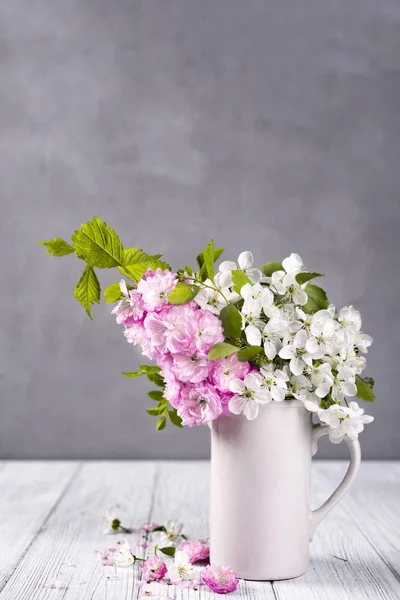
[[137, 269, 177, 311], [192, 311, 224, 353], [172, 353, 210, 384], [98, 547, 116, 566], [211, 355, 250, 392], [177, 540, 209, 564], [161, 305, 199, 354], [112, 280, 144, 324], [124, 322, 159, 360], [202, 565, 239, 594], [160, 355, 182, 408], [141, 556, 167, 582], [178, 383, 222, 427], [219, 391, 234, 416], [144, 312, 169, 354], [139, 522, 160, 532]]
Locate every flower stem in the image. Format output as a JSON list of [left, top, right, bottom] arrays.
[[188, 277, 229, 304]]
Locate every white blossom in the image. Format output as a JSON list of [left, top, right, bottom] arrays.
[[195, 279, 229, 315], [279, 329, 321, 376], [229, 373, 271, 420], [218, 251, 262, 287], [260, 365, 288, 401], [156, 520, 185, 547], [319, 402, 373, 444], [165, 550, 198, 583]]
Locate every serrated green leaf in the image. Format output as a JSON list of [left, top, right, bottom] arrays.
[[104, 282, 122, 304], [219, 304, 243, 339], [356, 376, 375, 402], [159, 546, 176, 556], [231, 269, 252, 294], [39, 238, 75, 257], [208, 342, 239, 360], [237, 345, 265, 363], [261, 262, 283, 277], [122, 247, 149, 265], [302, 284, 329, 314], [71, 216, 123, 268], [168, 282, 200, 305], [197, 246, 224, 280], [296, 272, 324, 285], [148, 390, 164, 401], [156, 416, 167, 430], [147, 404, 168, 416], [204, 239, 215, 282], [169, 409, 183, 428], [73, 266, 100, 319], [147, 373, 164, 387]]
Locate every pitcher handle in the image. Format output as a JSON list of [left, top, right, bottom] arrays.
[[309, 424, 361, 540]]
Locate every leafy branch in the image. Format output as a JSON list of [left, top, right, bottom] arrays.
[[40, 216, 169, 319]]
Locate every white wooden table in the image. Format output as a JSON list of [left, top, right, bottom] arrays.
[[0, 461, 398, 600]]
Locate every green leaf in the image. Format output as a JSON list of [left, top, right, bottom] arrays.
[[356, 376, 375, 402], [147, 404, 168, 416], [156, 416, 167, 430], [169, 409, 183, 428], [159, 546, 176, 557], [122, 247, 149, 265], [71, 216, 124, 268], [122, 371, 143, 378], [122, 365, 161, 378], [139, 365, 161, 374], [168, 282, 200, 305], [184, 265, 193, 276], [261, 262, 283, 277], [104, 282, 122, 304], [73, 266, 100, 319], [296, 272, 324, 285], [231, 269, 252, 294], [147, 373, 164, 387], [148, 390, 164, 401], [219, 304, 243, 339], [203, 238, 215, 282], [39, 238, 74, 257], [302, 284, 329, 314], [152, 525, 167, 533], [208, 342, 239, 360], [197, 245, 224, 280], [237, 346, 265, 363]]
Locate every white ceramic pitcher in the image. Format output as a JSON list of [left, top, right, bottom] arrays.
[[210, 400, 361, 580]]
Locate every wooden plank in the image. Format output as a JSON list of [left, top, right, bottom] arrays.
[[134, 461, 276, 600], [0, 461, 157, 600], [0, 461, 79, 593], [272, 461, 400, 600], [315, 461, 400, 580]]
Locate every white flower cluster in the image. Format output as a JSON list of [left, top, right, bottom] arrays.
[[196, 252, 374, 443]]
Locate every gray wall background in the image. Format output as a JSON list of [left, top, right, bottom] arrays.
[[1, 0, 399, 459]]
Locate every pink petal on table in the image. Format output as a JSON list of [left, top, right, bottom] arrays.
[[106, 575, 121, 581], [137, 542, 148, 549], [43, 579, 62, 589], [71, 578, 87, 585]]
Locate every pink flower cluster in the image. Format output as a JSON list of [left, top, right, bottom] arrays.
[[113, 269, 250, 427]]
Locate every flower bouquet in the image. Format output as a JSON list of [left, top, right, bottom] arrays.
[[40, 216, 374, 442], [41, 216, 375, 580]]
